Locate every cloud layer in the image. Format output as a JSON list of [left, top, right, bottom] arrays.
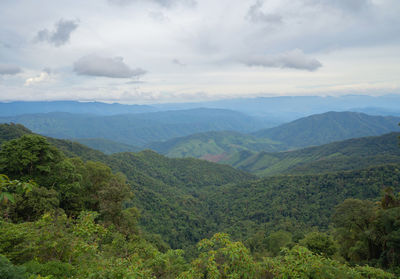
[[0, 0, 399, 103], [73, 55, 146, 78], [35, 19, 78, 47]]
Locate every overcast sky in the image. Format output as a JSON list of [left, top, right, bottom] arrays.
[[0, 0, 399, 103]]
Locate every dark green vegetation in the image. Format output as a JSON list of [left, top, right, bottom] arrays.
[[253, 111, 400, 148], [228, 132, 400, 176], [0, 123, 400, 278], [148, 131, 287, 161], [0, 108, 271, 147]]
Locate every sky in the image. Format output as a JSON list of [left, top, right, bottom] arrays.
[[0, 0, 399, 104]]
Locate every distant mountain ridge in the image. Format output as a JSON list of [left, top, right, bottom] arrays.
[[152, 94, 400, 121], [253, 111, 400, 148], [0, 101, 156, 116], [0, 108, 272, 147], [2, 95, 400, 122]]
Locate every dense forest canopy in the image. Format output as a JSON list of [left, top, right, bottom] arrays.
[[0, 122, 400, 278]]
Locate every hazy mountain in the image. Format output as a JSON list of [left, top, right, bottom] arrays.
[[152, 94, 400, 121], [72, 138, 141, 154], [0, 108, 272, 146], [0, 101, 156, 116], [253, 111, 400, 148]]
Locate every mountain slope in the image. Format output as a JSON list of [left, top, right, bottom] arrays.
[[253, 111, 400, 148], [73, 138, 141, 154], [208, 164, 400, 238], [0, 123, 255, 251], [0, 108, 270, 146], [229, 132, 400, 176], [147, 131, 288, 161]]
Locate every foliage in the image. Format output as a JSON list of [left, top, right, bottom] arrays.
[[0, 122, 399, 278], [299, 231, 337, 258], [264, 246, 395, 279], [0, 254, 26, 279], [333, 192, 400, 271], [0, 123, 32, 146], [178, 233, 263, 279]]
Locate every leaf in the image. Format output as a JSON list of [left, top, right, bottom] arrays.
[[0, 192, 15, 204]]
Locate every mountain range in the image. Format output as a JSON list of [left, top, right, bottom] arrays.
[[0, 108, 273, 146]]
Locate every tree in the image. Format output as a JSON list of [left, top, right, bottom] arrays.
[[0, 135, 63, 183], [178, 233, 263, 279], [300, 231, 337, 258], [332, 198, 377, 263]]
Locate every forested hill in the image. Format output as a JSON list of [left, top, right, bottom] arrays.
[[0, 123, 255, 251], [253, 111, 400, 148], [228, 132, 400, 176], [207, 164, 400, 237], [147, 130, 288, 160], [0, 108, 272, 146]]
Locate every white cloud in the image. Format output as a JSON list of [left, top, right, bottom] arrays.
[[24, 72, 50, 86]]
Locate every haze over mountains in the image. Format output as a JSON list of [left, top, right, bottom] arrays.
[[1, 97, 400, 168], [2, 94, 400, 119], [0, 109, 271, 146]]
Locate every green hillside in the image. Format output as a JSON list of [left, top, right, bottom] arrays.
[[0, 123, 255, 252], [0, 108, 271, 146], [253, 111, 400, 148], [207, 164, 400, 237], [73, 138, 141, 154], [230, 132, 400, 176], [148, 130, 287, 161]]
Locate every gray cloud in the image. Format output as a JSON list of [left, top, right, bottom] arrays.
[[73, 55, 146, 78], [35, 19, 78, 47], [172, 58, 186, 66], [242, 49, 322, 71], [0, 64, 21, 75], [108, 0, 195, 7], [306, 0, 370, 12], [247, 0, 282, 24]]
